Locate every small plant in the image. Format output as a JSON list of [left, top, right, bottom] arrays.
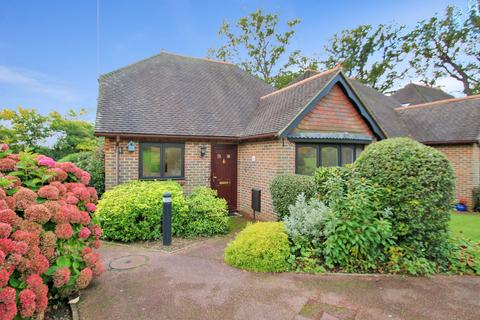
[[386, 246, 436, 276], [224, 222, 291, 272], [180, 187, 229, 237], [284, 194, 329, 250], [472, 187, 480, 212], [447, 238, 480, 275], [270, 174, 315, 220], [96, 180, 188, 242]]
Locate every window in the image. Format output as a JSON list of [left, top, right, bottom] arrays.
[[139, 143, 184, 179], [295, 143, 364, 175]]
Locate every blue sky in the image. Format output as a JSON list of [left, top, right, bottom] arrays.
[[0, 0, 467, 121]]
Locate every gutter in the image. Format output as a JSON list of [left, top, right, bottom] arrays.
[[423, 140, 478, 145], [95, 132, 277, 142]]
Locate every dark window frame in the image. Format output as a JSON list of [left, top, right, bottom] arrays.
[[295, 143, 364, 175], [139, 142, 185, 180]]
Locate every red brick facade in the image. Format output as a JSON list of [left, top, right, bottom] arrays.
[[294, 84, 373, 136], [432, 143, 480, 210]]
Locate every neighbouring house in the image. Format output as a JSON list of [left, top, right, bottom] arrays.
[[95, 52, 480, 218], [391, 82, 454, 106]]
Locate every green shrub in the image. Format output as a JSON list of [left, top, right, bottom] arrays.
[[179, 187, 229, 237], [355, 138, 455, 265], [314, 165, 352, 203], [386, 246, 436, 276], [284, 194, 329, 250], [96, 181, 188, 242], [473, 187, 480, 212], [224, 222, 291, 272], [59, 143, 105, 195], [447, 238, 480, 275], [270, 174, 315, 220], [322, 175, 394, 272]]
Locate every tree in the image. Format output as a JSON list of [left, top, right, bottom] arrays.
[[403, 6, 480, 95], [322, 24, 407, 93], [0, 107, 52, 152], [209, 9, 300, 86], [49, 108, 96, 159], [272, 51, 320, 88]]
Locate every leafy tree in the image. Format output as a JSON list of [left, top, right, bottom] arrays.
[[0, 107, 52, 152], [209, 9, 300, 86], [49, 108, 96, 159], [273, 51, 320, 88], [322, 24, 407, 93], [403, 5, 480, 95]]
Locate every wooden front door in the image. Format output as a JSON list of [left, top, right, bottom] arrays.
[[211, 144, 237, 211]]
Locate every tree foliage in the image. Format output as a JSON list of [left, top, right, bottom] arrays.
[[403, 5, 480, 95], [209, 9, 300, 85], [322, 24, 407, 93]]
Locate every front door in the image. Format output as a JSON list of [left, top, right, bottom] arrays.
[[211, 144, 237, 211]]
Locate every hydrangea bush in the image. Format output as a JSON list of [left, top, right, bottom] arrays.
[[0, 144, 103, 319]]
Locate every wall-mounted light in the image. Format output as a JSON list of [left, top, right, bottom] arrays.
[[200, 144, 207, 157], [127, 141, 135, 152]]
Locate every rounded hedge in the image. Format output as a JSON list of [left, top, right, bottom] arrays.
[[270, 174, 315, 220], [96, 181, 188, 242], [224, 222, 291, 272], [354, 138, 455, 263]]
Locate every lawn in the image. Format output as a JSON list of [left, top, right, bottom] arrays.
[[450, 212, 480, 242]]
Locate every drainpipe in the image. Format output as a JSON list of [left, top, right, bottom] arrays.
[[115, 136, 120, 186]]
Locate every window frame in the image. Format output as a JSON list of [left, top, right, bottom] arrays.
[[295, 143, 364, 175], [139, 142, 185, 180]]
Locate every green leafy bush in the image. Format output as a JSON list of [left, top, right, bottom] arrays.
[[314, 165, 352, 203], [224, 222, 291, 272], [284, 194, 329, 250], [270, 174, 315, 220], [96, 181, 188, 242], [59, 143, 104, 196], [179, 187, 229, 237], [322, 175, 394, 272], [447, 238, 480, 275], [355, 138, 455, 265], [386, 246, 436, 276], [473, 186, 480, 212]]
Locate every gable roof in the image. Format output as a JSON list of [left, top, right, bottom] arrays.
[[95, 52, 274, 138], [391, 83, 454, 106], [396, 96, 480, 144]]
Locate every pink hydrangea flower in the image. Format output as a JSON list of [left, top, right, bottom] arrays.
[[0, 189, 6, 201], [65, 194, 79, 205], [12, 188, 37, 211], [24, 204, 51, 224], [48, 167, 68, 182], [87, 187, 98, 202], [13, 241, 27, 255], [79, 171, 91, 185], [51, 205, 71, 224], [55, 223, 73, 239], [0, 223, 11, 238], [0, 286, 17, 320], [76, 267, 93, 289], [36, 155, 56, 167], [0, 209, 18, 226], [0, 268, 9, 287], [0, 250, 5, 265], [78, 227, 91, 239], [37, 185, 59, 200], [85, 203, 96, 212], [0, 158, 16, 171], [53, 267, 70, 288], [89, 225, 102, 239], [19, 288, 36, 318], [0, 144, 8, 152], [26, 274, 43, 289]]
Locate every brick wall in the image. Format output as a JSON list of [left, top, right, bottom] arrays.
[[237, 139, 295, 221], [294, 84, 373, 135], [104, 138, 211, 194], [432, 143, 480, 210]]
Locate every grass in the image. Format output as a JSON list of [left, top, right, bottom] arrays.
[[450, 212, 480, 242]]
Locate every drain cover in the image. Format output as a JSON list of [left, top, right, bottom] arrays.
[[110, 255, 149, 270]]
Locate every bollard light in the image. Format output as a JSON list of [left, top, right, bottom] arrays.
[[162, 192, 172, 246]]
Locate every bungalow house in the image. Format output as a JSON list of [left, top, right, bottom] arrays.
[[95, 52, 480, 218]]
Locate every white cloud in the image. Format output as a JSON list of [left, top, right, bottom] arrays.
[[0, 65, 78, 102]]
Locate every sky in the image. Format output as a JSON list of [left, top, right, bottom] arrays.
[[0, 0, 469, 121]]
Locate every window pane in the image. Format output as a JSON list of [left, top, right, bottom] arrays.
[[355, 146, 364, 160], [142, 146, 161, 177], [297, 146, 317, 175], [164, 146, 182, 177], [321, 146, 339, 167], [341, 146, 354, 165]]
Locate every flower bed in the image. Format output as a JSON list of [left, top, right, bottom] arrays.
[[0, 144, 103, 319]]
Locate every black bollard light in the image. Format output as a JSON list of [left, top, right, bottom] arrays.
[[162, 192, 172, 246]]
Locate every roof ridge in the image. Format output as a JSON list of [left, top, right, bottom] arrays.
[[160, 50, 235, 65], [99, 53, 164, 80], [260, 67, 341, 100], [408, 82, 448, 92], [395, 95, 480, 111]]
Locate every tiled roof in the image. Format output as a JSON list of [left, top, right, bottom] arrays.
[[391, 83, 454, 106], [96, 52, 274, 137], [396, 96, 480, 143]]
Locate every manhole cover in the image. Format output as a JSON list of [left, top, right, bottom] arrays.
[[110, 255, 149, 270]]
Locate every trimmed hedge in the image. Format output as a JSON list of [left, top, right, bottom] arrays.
[[270, 174, 315, 220], [180, 187, 229, 237], [224, 222, 291, 272], [96, 181, 188, 242], [473, 186, 480, 212], [355, 138, 455, 264]]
